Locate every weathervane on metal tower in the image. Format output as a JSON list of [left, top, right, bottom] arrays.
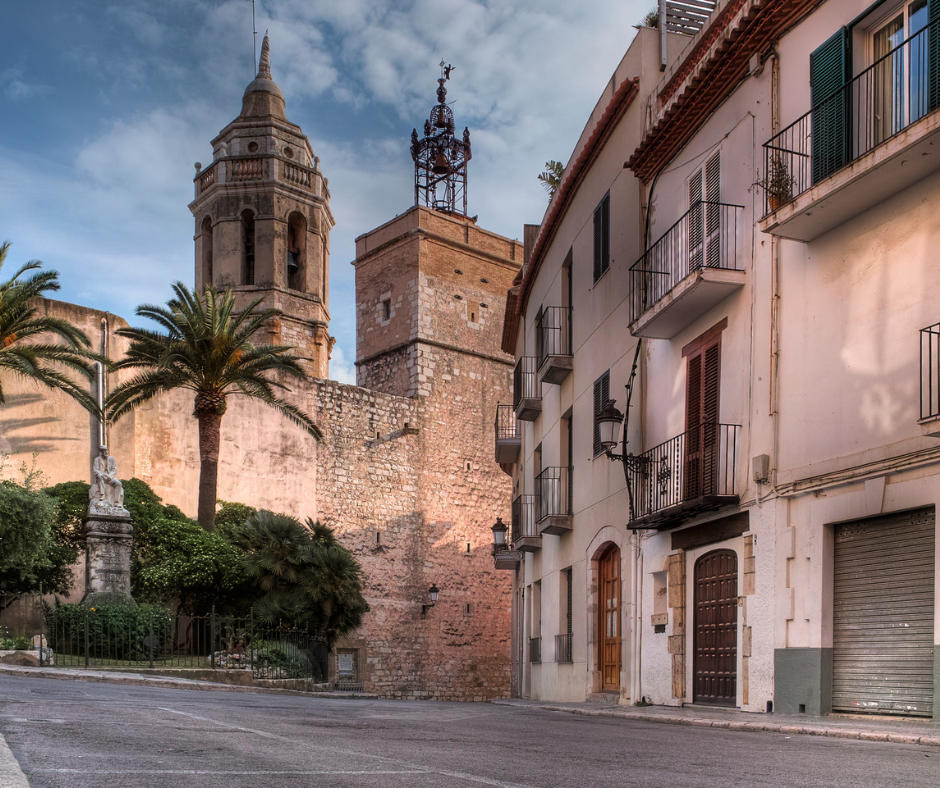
[[411, 60, 472, 216]]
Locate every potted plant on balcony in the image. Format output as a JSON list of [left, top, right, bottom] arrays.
[[760, 155, 795, 212]]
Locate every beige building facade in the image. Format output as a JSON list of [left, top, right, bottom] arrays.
[[498, 0, 940, 720], [1, 39, 516, 701]]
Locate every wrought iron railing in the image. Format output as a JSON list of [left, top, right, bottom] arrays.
[[627, 423, 740, 521], [555, 632, 573, 663], [513, 356, 540, 408], [921, 322, 940, 420], [762, 20, 940, 216], [511, 495, 537, 542], [41, 608, 329, 681], [495, 404, 521, 441], [529, 636, 541, 664], [536, 306, 572, 367], [628, 201, 742, 324], [535, 466, 572, 522]]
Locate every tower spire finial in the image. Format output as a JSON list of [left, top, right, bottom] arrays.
[[257, 31, 272, 80]]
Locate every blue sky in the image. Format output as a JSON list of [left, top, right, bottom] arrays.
[[1, 0, 646, 383]]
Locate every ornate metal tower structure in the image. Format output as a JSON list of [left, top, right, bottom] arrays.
[[411, 62, 471, 216]]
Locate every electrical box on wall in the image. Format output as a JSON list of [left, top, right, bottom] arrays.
[[752, 454, 770, 483]]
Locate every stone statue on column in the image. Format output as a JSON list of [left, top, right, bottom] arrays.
[[82, 445, 135, 606]]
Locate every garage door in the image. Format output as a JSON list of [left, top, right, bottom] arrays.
[[833, 507, 935, 717]]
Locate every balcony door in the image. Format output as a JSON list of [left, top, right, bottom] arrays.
[[688, 152, 720, 270], [598, 544, 621, 691], [871, 0, 929, 143], [683, 330, 721, 501]]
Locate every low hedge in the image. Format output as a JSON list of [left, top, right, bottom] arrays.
[[45, 601, 172, 659]]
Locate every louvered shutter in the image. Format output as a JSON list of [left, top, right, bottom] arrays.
[[566, 415, 573, 514], [929, 0, 940, 111], [704, 153, 721, 267], [701, 340, 721, 492], [593, 202, 603, 282], [689, 170, 704, 270], [684, 337, 720, 498], [593, 371, 610, 456], [810, 27, 851, 184], [594, 193, 610, 282]]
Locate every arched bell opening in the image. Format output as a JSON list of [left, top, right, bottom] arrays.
[[287, 211, 306, 291], [241, 209, 255, 286]]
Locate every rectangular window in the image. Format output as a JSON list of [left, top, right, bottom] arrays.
[[688, 151, 720, 270], [565, 567, 573, 636], [593, 370, 610, 456], [682, 320, 724, 499], [382, 299, 391, 320], [593, 192, 610, 283]]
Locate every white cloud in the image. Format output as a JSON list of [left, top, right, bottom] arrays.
[[328, 343, 357, 385], [1, 67, 52, 100]]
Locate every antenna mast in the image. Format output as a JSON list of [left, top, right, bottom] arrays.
[[250, 0, 258, 71]]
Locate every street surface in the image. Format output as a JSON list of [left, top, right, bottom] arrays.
[[0, 676, 936, 788]]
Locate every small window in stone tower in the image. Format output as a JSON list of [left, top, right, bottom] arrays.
[[287, 212, 306, 290], [240, 210, 255, 286], [201, 216, 213, 286], [382, 299, 391, 321]]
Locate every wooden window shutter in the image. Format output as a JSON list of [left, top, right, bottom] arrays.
[[593, 193, 610, 282], [593, 370, 610, 456], [704, 152, 721, 267], [929, 0, 940, 111], [689, 170, 704, 270], [810, 27, 851, 184]]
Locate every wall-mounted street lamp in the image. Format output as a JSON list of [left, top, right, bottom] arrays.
[[422, 584, 440, 616], [491, 517, 508, 555], [596, 399, 646, 472]]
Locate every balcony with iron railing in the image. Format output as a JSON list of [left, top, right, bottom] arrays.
[[513, 356, 541, 422], [920, 323, 940, 437], [529, 636, 541, 664], [761, 20, 940, 241], [511, 494, 540, 552], [628, 201, 744, 339], [193, 154, 326, 201], [536, 466, 572, 535], [555, 632, 573, 664], [494, 404, 521, 464], [536, 306, 573, 384], [627, 422, 740, 529], [493, 544, 522, 570]]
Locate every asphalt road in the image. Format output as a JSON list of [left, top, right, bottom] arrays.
[[0, 676, 936, 788]]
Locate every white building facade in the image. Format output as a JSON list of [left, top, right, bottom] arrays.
[[496, 0, 939, 720]]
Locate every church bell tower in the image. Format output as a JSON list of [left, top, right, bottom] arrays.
[[189, 35, 334, 378]]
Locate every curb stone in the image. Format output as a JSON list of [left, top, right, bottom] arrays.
[[0, 665, 375, 700], [492, 700, 940, 748], [0, 733, 30, 788]]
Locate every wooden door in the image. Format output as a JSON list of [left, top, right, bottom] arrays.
[[598, 545, 621, 691], [693, 550, 738, 705]]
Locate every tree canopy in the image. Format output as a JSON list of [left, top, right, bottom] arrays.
[[105, 283, 322, 530]]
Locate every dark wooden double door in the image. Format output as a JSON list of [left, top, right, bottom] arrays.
[[693, 549, 738, 705]]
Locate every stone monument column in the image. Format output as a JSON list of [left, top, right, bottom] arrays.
[[82, 445, 135, 606]]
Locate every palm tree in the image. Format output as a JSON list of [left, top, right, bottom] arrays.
[[0, 241, 103, 414], [537, 160, 565, 200], [105, 282, 322, 530]]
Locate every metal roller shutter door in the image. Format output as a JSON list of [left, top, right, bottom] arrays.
[[833, 507, 935, 717]]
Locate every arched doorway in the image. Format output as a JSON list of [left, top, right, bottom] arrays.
[[597, 544, 621, 691], [693, 549, 737, 705]]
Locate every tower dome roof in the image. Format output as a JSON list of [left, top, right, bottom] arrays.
[[240, 35, 287, 120]]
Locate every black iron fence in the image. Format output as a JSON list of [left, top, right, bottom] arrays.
[[495, 404, 521, 441], [921, 322, 940, 420], [555, 632, 573, 664], [629, 201, 742, 324], [535, 466, 572, 522], [762, 20, 940, 216], [511, 494, 537, 542], [529, 636, 541, 664], [41, 608, 328, 680], [513, 356, 540, 408], [536, 306, 572, 367], [627, 423, 740, 521]]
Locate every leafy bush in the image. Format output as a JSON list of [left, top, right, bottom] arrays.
[[0, 625, 32, 650], [233, 512, 369, 642], [44, 601, 172, 659], [253, 639, 320, 680], [0, 459, 56, 599]]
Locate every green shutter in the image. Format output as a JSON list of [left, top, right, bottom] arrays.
[[810, 27, 851, 184], [929, 0, 940, 111]]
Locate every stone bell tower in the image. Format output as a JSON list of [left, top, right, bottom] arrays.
[[189, 35, 335, 378]]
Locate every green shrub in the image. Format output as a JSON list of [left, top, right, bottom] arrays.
[[44, 601, 172, 660]]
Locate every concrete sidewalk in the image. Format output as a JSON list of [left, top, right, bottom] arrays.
[[493, 697, 940, 748], [0, 664, 373, 699]]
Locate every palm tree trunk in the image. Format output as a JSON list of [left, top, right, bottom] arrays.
[[196, 410, 223, 530]]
